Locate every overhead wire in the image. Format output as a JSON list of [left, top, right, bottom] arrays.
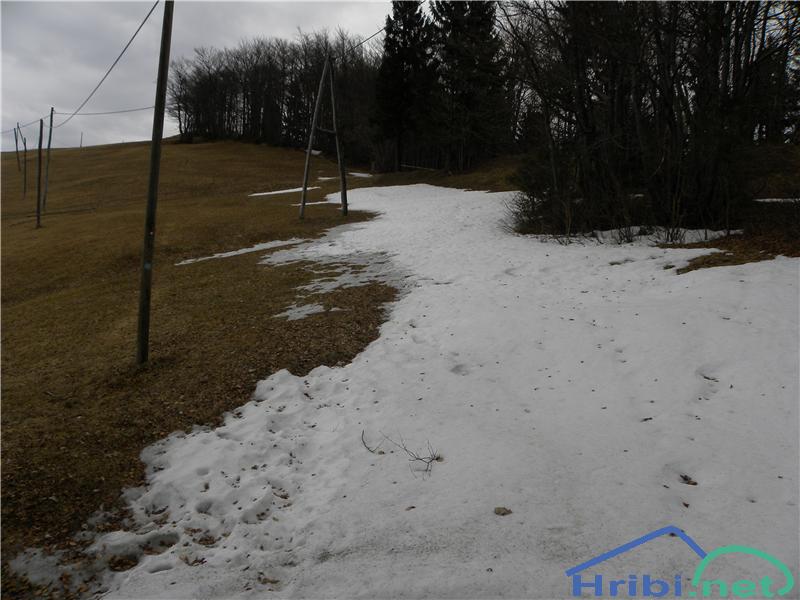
[[334, 0, 429, 63], [2, 2, 159, 136], [53, 106, 154, 116], [52, 0, 160, 129], [5, 0, 413, 136]]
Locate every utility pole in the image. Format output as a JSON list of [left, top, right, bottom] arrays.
[[21, 131, 27, 201], [299, 55, 349, 219], [36, 119, 43, 228], [43, 107, 54, 211], [13, 126, 20, 171], [299, 57, 329, 220], [136, 0, 174, 365], [328, 58, 348, 216], [79, 132, 83, 148]]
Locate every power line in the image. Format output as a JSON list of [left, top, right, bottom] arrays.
[[53, 0, 160, 129], [3, 106, 156, 135], [54, 106, 154, 117], [2, 117, 44, 135], [343, 26, 385, 57], [336, 0, 429, 62], [3, 2, 159, 136]]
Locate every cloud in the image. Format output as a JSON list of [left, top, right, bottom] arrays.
[[1, 1, 390, 150]]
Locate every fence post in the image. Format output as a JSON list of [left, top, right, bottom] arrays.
[[136, 0, 174, 365], [299, 56, 330, 220], [43, 107, 54, 211], [36, 119, 43, 228], [328, 57, 348, 216]]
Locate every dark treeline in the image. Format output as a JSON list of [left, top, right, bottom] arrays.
[[167, 1, 516, 171], [168, 31, 380, 164], [168, 1, 799, 236], [500, 1, 800, 237]]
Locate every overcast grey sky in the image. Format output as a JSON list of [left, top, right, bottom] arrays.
[[1, 1, 391, 150]]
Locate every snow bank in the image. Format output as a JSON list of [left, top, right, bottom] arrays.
[[22, 185, 797, 598]]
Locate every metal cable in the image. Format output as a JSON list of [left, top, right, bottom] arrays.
[[53, 0, 160, 129]]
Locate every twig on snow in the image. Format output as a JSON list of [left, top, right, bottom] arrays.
[[361, 429, 384, 454], [380, 432, 443, 477]]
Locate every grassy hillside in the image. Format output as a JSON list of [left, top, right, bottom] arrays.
[[1, 140, 403, 595]]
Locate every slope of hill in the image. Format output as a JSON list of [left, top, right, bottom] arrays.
[[0, 140, 406, 596]]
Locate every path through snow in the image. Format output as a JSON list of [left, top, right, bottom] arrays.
[[45, 185, 799, 598]]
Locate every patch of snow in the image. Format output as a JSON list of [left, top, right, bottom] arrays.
[[175, 238, 308, 266], [348, 171, 373, 178], [273, 303, 326, 321], [589, 228, 734, 245], [754, 197, 799, 203], [290, 200, 337, 207], [18, 185, 797, 598], [248, 187, 318, 197], [9, 550, 68, 589], [317, 176, 338, 181]]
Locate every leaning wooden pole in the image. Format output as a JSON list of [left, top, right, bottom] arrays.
[[328, 57, 348, 216], [136, 0, 174, 365], [13, 127, 20, 171], [299, 56, 330, 220], [43, 107, 54, 211], [21, 132, 27, 201], [36, 119, 43, 228]]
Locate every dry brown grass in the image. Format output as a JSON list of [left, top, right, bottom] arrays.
[[674, 232, 800, 274], [1, 140, 399, 597], [374, 154, 521, 192]]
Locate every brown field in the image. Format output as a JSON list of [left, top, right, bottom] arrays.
[[0, 140, 394, 596]]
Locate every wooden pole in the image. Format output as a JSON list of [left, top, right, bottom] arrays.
[[36, 119, 43, 228], [136, 0, 174, 365], [299, 56, 330, 219], [13, 126, 20, 171], [21, 132, 27, 200], [328, 57, 348, 216], [43, 107, 54, 211]]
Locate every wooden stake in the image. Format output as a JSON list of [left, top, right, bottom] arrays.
[[328, 58, 348, 216], [13, 126, 20, 171], [299, 56, 330, 219], [36, 119, 43, 228], [43, 107, 54, 212], [136, 0, 174, 365]]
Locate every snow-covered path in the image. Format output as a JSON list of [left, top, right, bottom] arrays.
[[99, 185, 798, 598]]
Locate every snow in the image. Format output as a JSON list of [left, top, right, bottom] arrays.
[[273, 303, 326, 321], [15, 185, 799, 598], [289, 201, 335, 207], [754, 198, 799, 203], [590, 228, 735, 245], [175, 239, 308, 266], [348, 171, 372, 178], [248, 187, 319, 197]]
